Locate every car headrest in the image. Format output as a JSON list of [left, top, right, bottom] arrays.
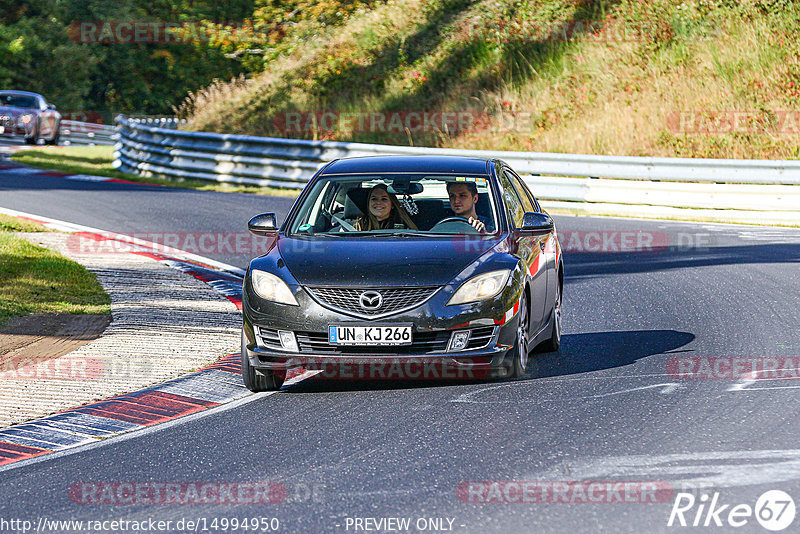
[[344, 187, 369, 218], [476, 193, 491, 217]]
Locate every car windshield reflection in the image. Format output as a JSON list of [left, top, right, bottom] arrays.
[[0, 93, 38, 108]]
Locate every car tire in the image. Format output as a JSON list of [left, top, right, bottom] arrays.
[[539, 281, 562, 353], [241, 329, 284, 392], [508, 292, 529, 379], [45, 131, 59, 146], [24, 132, 38, 145]]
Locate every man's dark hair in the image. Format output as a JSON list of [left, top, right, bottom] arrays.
[[446, 180, 478, 196]]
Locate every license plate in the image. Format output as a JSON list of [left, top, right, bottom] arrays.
[[329, 325, 412, 345]]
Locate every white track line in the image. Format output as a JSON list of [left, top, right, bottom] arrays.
[[0, 206, 245, 276]]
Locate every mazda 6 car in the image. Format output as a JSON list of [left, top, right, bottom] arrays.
[[241, 155, 563, 390], [0, 90, 61, 145]]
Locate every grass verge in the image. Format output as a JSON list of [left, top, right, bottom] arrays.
[[10, 146, 300, 197], [0, 213, 50, 233], [0, 215, 111, 326]]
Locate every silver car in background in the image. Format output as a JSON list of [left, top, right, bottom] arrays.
[[0, 90, 61, 145]]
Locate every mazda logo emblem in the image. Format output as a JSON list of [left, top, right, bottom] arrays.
[[359, 290, 383, 310]]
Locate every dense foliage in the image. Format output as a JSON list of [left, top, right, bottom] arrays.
[[0, 0, 371, 120]]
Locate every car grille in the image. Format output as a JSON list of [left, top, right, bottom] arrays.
[[305, 286, 439, 317], [464, 326, 496, 349], [255, 326, 496, 355], [255, 326, 283, 351]]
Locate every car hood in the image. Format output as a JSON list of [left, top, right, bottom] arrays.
[[277, 235, 503, 287]]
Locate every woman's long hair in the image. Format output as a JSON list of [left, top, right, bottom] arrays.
[[356, 184, 418, 231]]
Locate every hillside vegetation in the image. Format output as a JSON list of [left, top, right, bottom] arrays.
[[180, 0, 800, 159], [1, 0, 252, 117]]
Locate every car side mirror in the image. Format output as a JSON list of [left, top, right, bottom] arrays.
[[519, 212, 554, 235], [248, 213, 278, 235], [47, 103, 56, 110]]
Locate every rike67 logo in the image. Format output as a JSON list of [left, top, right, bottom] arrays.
[[668, 490, 796, 531]]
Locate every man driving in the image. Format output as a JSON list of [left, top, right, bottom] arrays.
[[446, 181, 488, 232]]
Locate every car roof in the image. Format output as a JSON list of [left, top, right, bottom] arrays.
[[321, 155, 492, 176]]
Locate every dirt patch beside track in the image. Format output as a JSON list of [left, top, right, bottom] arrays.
[[0, 313, 110, 363]]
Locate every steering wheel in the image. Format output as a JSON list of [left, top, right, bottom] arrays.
[[430, 216, 480, 233]]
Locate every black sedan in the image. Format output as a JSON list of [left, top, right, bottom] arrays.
[[242, 155, 563, 390], [0, 90, 61, 145]]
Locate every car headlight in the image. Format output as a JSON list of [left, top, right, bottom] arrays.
[[447, 269, 511, 306], [250, 270, 299, 306], [17, 114, 33, 126]]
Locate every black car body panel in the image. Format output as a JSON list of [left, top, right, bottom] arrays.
[[275, 235, 502, 286]]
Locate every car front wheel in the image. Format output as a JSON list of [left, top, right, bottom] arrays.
[[44, 128, 59, 145], [241, 329, 284, 392], [508, 292, 529, 379]]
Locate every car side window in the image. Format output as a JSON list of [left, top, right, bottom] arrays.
[[504, 170, 536, 214], [499, 170, 525, 228], [506, 169, 540, 212]]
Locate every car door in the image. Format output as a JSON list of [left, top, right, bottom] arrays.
[[499, 167, 548, 331], [507, 168, 558, 318]]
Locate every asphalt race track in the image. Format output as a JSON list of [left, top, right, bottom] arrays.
[[0, 158, 295, 268], [2, 161, 800, 533]]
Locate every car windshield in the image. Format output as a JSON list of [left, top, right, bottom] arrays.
[[0, 93, 38, 108], [288, 174, 499, 236]]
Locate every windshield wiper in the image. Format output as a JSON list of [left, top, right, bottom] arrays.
[[392, 232, 451, 237]]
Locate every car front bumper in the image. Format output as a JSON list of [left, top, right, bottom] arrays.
[[0, 124, 33, 136], [242, 283, 522, 380]]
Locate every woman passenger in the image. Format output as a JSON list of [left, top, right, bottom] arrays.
[[355, 184, 418, 231]]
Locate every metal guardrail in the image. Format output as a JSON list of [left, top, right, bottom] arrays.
[[61, 120, 116, 146], [62, 117, 182, 146], [114, 115, 800, 222], [126, 117, 186, 129]]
